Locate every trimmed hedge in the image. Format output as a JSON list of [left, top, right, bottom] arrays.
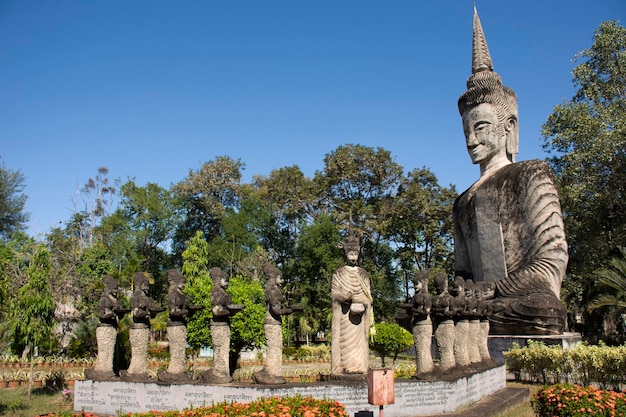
[[505, 340, 626, 389]]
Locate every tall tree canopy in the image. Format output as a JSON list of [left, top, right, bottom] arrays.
[[542, 20, 626, 274], [173, 156, 244, 258], [0, 161, 29, 240], [541, 21, 626, 337]]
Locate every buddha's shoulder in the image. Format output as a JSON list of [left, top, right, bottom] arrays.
[[499, 159, 553, 177]]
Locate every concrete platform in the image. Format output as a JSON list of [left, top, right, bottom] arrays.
[[74, 364, 506, 416]]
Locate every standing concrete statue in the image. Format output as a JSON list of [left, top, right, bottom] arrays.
[[451, 277, 470, 368], [465, 280, 482, 365], [476, 281, 501, 362], [87, 275, 124, 380], [431, 273, 456, 371], [331, 232, 374, 379], [123, 272, 160, 381], [159, 269, 195, 383], [453, 7, 568, 335], [409, 271, 434, 376], [253, 263, 298, 385], [201, 267, 243, 384]]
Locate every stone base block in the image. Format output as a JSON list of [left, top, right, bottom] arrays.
[[488, 332, 582, 364], [74, 365, 506, 417]]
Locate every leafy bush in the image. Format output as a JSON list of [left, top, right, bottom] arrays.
[[369, 322, 413, 367], [504, 341, 626, 388], [533, 384, 626, 417], [286, 344, 330, 361]]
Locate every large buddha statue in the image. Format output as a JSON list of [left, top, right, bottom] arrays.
[[453, 8, 568, 335]]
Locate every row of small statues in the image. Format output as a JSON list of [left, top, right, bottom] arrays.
[[397, 272, 501, 377], [86, 263, 300, 385], [86, 234, 501, 386]]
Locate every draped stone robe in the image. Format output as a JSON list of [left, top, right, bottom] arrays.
[[331, 265, 373, 375], [453, 160, 568, 335]]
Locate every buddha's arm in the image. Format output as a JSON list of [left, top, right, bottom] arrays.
[[497, 163, 568, 299]]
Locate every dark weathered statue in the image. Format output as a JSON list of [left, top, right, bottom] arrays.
[[465, 280, 482, 364], [431, 273, 455, 371], [87, 276, 124, 380], [409, 271, 434, 375], [476, 281, 500, 361], [123, 272, 160, 381], [451, 277, 470, 368], [331, 232, 373, 379], [159, 269, 194, 383], [253, 263, 298, 385], [201, 267, 243, 384], [453, 7, 568, 335]]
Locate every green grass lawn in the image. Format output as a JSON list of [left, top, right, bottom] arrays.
[[0, 386, 71, 417]]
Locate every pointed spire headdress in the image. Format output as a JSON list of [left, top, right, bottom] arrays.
[[458, 6, 519, 161]]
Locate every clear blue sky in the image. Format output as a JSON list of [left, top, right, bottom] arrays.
[[1, 1, 624, 237]]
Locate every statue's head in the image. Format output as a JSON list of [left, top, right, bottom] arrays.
[[340, 231, 361, 266], [464, 279, 475, 296], [263, 263, 283, 286], [168, 269, 186, 289], [411, 270, 429, 292], [210, 267, 229, 289], [458, 7, 518, 168], [134, 272, 150, 294], [103, 275, 118, 296], [434, 273, 448, 294], [451, 276, 465, 296]]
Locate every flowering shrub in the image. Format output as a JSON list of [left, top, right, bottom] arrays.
[[504, 341, 626, 388], [47, 395, 348, 417], [533, 383, 626, 417]]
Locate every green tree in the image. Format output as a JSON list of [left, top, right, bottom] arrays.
[[293, 215, 343, 341], [314, 144, 403, 238], [0, 161, 29, 239], [253, 166, 317, 262], [182, 231, 213, 351], [541, 21, 626, 338], [104, 180, 180, 300], [182, 231, 265, 374], [70, 167, 120, 249], [172, 156, 244, 258], [227, 275, 265, 374], [206, 195, 274, 275], [384, 168, 457, 299], [369, 322, 413, 368], [587, 247, 626, 343], [7, 245, 55, 399]]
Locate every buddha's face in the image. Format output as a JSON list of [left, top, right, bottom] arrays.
[[462, 103, 506, 165], [345, 249, 359, 266]]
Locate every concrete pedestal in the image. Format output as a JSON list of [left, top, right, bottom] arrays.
[[74, 365, 506, 416]]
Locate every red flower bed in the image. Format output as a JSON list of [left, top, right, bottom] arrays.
[[533, 383, 626, 417], [46, 395, 348, 417]]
